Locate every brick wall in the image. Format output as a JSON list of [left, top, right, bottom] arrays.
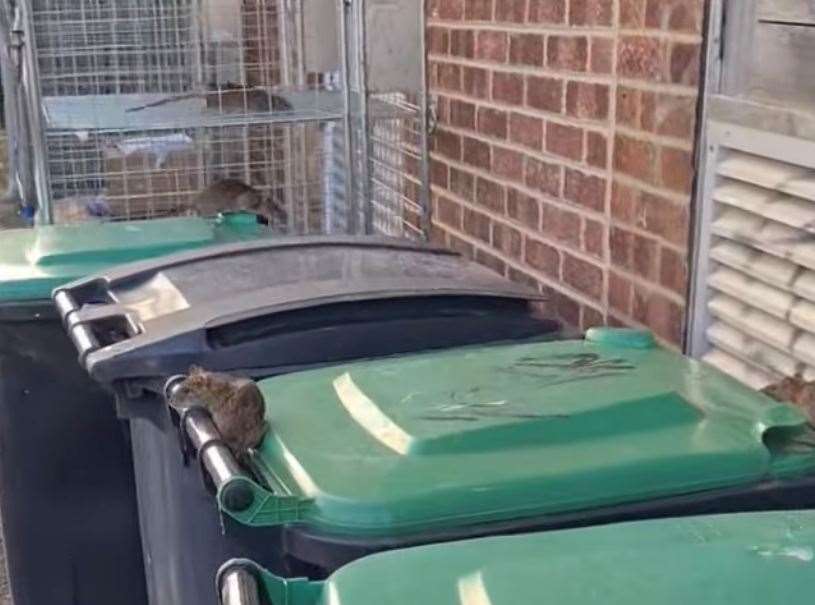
[[427, 0, 704, 347]]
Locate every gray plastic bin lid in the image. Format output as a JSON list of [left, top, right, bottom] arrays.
[[53, 236, 545, 384]]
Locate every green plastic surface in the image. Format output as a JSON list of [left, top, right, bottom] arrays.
[[0, 215, 268, 302], [256, 510, 815, 605], [241, 332, 815, 535]]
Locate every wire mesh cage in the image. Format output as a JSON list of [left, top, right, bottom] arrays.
[[6, 0, 430, 238]]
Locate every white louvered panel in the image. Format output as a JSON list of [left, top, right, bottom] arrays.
[[712, 207, 815, 272], [703, 349, 777, 390], [710, 240, 815, 304], [717, 150, 815, 203], [713, 180, 815, 236], [702, 143, 815, 388], [708, 294, 797, 353], [708, 266, 795, 320], [709, 266, 815, 336], [707, 321, 815, 381]]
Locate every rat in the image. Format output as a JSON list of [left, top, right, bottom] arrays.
[[762, 373, 815, 422], [191, 179, 289, 226], [171, 366, 268, 462], [127, 84, 293, 114]]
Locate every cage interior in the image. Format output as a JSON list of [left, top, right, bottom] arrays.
[[23, 0, 428, 239]]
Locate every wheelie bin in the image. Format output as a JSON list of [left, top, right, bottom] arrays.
[[53, 236, 563, 605], [220, 509, 815, 605], [163, 328, 815, 587], [0, 214, 271, 605]]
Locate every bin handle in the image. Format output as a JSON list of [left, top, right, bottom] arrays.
[[218, 561, 264, 605], [164, 376, 313, 526], [217, 559, 319, 605]]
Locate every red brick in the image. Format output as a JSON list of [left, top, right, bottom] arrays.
[[610, 226, 633, 268], [569, 0, 613, 26], [564, 168, 606, 213], [495, 0, 528, 23], [541, 204, 581, 249], [528, 0, 566, 23], [431, 160, 449, 188], [616, 86, 641, 128], [463, 66, 490, 99], [609, 271, 633, 314], [632, 232, 659, 280], [492, 146, 525, 181], [450, 29, 475, 59], [450, 99, 476, 129], [448, 233, 475, 257], [670, 42, 701, 86], [527, 76, 563, 113], [655, 94, 697, 139], [508, 267, 543, 290], [430, 223, 449, 247], [547, 122, 584, 161], [509, 33, 544, 66], [660, 146, 694, 193], [493, 221, 524, 259], [645, 0, 703, 33], [584, 219, 605, 258], [641, 193, 690, 247], [477, 107, 509, 139], [553, 291, 581, 326], [618, 36, 666, 83], [525, 158, 562, 197], [525, 237, 561, 277], [449, 167, 474, 199], [464, 0, 493, 20], [586, 131, 608, 168], [493, 72, 525, 105], [434, 129, 462, 161], [463, 208, 492, 243], [428, 27, 449, 55], [566, 81, 610, 121], [563, 254, 604, 298], [660, 246, 689, 295], [436, 195, 462, 229], [475, 247, 507, 275], [432, 0, 465, 20], [509, 113, 544, 150], [610, 181, 641, 225], [437, 62, 463, 91], [507, 188, 540, 226], [614, 134, 657, 183], [632, 286, 684, 345], [476, 31, 509, 63], [590, 37, 614, 74], [620, 0, 646, 27], [462, 136, 491, 170], [475, 177, 506, 213], [547, 36, 589, 72]]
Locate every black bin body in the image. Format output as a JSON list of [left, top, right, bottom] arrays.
[[54, 237, 563, 605], [0, 302, 146, 605]]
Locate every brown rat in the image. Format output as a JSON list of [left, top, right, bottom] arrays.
[[171, 366, 267, 462], [762, 373, 815, 422], [127, 86, 293, 114], [191, 179, 288, 226]]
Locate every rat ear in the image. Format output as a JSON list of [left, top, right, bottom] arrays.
[[188, 365, 206, 376]]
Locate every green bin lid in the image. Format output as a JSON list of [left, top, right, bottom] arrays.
[[230, 329, 815, 535], [0, 214, 268, 303], [255, 510, 815, 605]]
